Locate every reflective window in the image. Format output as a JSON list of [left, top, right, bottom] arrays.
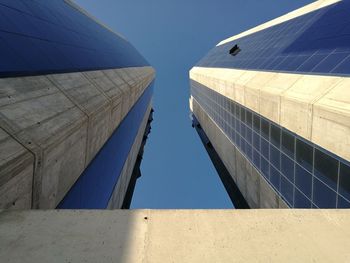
[[196, 1, 350, 77]]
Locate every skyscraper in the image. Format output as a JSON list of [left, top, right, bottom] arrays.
[[0, 0, 155, 209], [190, 0, 350, 208]]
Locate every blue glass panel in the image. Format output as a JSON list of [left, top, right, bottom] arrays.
[[246, 127, 252, 144], [261, 157, 269, 179], [332, 55, 350, 74], [253, 132, 260, 151], [296, 138, 313, 172], [281, 176, 293, 206], [314, 149, 339, 191], [246, 111, 252, 127], [240, 124, 246, 140], [312, 52, 350, 73], [313, 178, 337, 208], [240, 137, 246, 153], [338, 196, 350, 208], [261, 119, 269, 139], [339, 163, 350, 200], [253, 149, 260, 169], [253, 114, 260, 133], [261, 138, 269, 159], [246, 141, 252, 161], [270, 165, 281, 191], [281, 153, 294, 182], [270, 123, 281, 148], [295, 164, 312, 198], [294, 189, 311, 208], [270, 144, 280, 169], [281, 130, 294, 159]]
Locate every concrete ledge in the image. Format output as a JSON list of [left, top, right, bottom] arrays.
[[0, 209, 350, 263]]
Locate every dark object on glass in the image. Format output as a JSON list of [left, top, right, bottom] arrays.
[[229, 44, 241, 56]]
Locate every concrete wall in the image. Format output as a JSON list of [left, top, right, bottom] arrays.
[[1, 209, 350, 263], [0, 66, 155, 209], [190, 67, 350, 163], [107, 103, 152, 209], [192, 98, 288, 208]]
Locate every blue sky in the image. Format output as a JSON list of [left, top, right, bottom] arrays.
[[75, 0, 314, 208]]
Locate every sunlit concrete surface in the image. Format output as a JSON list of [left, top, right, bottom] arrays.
[[1, 209, 350, 263]]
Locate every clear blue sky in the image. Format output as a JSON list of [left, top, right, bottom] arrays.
[[75, 0, 314, 208]]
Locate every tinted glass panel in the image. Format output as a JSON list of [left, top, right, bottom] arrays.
[[339, 163, 350, 200], [253, 114, 260, 132], [270, 165, 281, 191], [313, 178, 337, 208], [246, 111, 252, 127], [314, 149, 338, 190], [261, 138, 269, 159], [261, 157, 269, 179], [261, 119, 269, 139], [338, 196, 350, 208], [295, 164, 312, 198], [270, 124, 281, 147], [270, 144, 280, 169], [294, 189, 311, 208], [296, 139, 313, 172], [281, 176, 294, 206], [281, 153, 294, 182], [281, 130, 295, 158]]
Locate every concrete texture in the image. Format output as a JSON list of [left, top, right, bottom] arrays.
[[108, 104, 152, 209], [217, 0, 341, 46], [1, 209, 350, 263], [0, 66, 155, 209], [0, 128, 33, 209], [190, 66, 350, 163], [192, 98, 283, 208]]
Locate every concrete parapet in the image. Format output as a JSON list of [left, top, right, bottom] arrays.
[[0, 66, 155, 209], [1, 209, 350, 262]]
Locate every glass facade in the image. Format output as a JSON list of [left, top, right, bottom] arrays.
[[0, 0, 148, 77], [191, 80, 350, 208], [197, 1, 350, 76]]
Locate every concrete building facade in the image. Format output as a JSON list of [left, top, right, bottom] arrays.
[[190, 0, 350, 208], [0, 0, 155, 209]]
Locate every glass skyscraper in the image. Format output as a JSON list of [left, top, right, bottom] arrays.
[[0, 0, 155, 209], [190, 0, 350, 208]]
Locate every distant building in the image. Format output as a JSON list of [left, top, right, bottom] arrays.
[[190, 0, 350, 208], [0, 0, 155, 209]]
